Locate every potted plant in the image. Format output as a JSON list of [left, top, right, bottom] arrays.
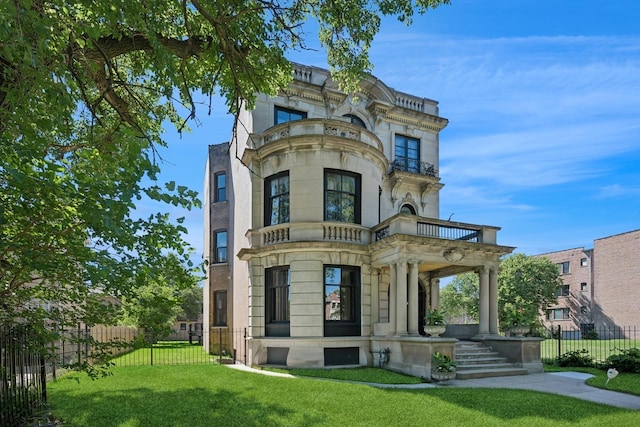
[[431, 351, 457, 383], [424, 308, 446, 337]]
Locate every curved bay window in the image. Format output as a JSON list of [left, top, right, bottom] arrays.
[[343, 114, 366, 129], [324, 265, 360, 337], [265, 171, 290, 226], [266, 267, 290, 337]]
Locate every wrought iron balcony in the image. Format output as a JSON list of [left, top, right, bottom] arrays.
[[389, 159, 437, 178]]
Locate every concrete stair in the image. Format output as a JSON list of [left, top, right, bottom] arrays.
[[455, 341, 529, 380]]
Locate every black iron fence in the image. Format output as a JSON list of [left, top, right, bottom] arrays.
[[1, 324, 245, 425], [540, 325, 639, 363], [1, 325, 47, 427]]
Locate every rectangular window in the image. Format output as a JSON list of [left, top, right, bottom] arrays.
[[580, 282, 587, 291], [214, 172, 226, 202], [265, 172, 290, 225], [180, 323, 187, 330], [547, 308, 570, 320], [214, 291, 227, 326], [324, 170, 361, 224], [394, 135, 420, 173], [266, 267, 290, 337], [556, 285, 570, 297], [557, 261, 570, 275], [580, 257, 588, 267], [275, 106, 307, 125], [214, 230, 227, 263], [324, 265, 360, 337]]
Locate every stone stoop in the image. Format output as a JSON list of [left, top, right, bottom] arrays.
[[455, 341, 529, 380]]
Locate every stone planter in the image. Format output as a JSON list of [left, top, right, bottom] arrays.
[[510, 325, 530, 337], [424, 324, 446, 337], [431, 370, 456, 384]]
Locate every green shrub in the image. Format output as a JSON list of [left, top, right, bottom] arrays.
[[582, 329, 599, 340], [556, 349, 593, 367], [604, 348, 640, 373]]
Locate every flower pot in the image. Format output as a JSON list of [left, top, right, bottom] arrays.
[[510, 325, 530, 337], [424, 325, 446, 337], [431, 371, 456, 383]]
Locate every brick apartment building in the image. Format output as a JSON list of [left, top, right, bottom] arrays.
[[534, 229, 640, 336]]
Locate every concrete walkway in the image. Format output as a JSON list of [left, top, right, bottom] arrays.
[[228, 365, 640, 410]]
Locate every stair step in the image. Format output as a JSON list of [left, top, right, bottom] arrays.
[[453, 341, 529, 379], [456, 362, 517, 371], [456, 367, 529, 380]]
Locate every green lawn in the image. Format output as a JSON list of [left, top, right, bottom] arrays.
[[544, 365, 640, 396], [46, 365, 640, 427]]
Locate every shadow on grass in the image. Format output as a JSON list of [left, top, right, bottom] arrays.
[[49, 384, 325, 426]]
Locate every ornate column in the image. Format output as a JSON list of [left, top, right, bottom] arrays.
[[389, 263, 397, 334], [407, 262, 419, 335], [395, 261, 408, 335], [478, 266, 490, 336], [371, 267, 380, 325], [489, 265, 499, 334]]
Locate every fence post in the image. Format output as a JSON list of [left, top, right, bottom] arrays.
[[218, 328, 222, 364], [244, 328, 247, 366], [557, 325, 562, 359]]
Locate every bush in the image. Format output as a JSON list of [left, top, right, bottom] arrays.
[[556, 349, 593, 367], [604, 348, 640, 373], [582, 329, 599, 340]]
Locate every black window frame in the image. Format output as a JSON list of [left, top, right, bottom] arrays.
[[324, 169, 361, 224], [265, 266, 290, 337], [213, 229, 227, 263], [324, 265, 361, 337], [214, 291, 227, 326], [264, 171, 290, 226], [274, 106, 307, 125], [394, 134, 421, 173]]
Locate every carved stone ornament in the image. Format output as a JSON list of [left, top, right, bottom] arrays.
[[443, 248, 465, 263]]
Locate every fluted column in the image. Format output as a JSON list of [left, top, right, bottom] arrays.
[[407, 262, 419, 335], [395, 261, 408, 335], [389, 263, 397, 334], [371, 267, 380, 325], [489, 265, 499, 334]]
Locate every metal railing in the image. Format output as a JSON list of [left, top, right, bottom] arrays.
[[540, 325, 639, 363]]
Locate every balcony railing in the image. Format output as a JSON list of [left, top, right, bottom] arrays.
[[251, 119, 383, 152], [373, 215, 499, 245], [389, 159, 437, 178]]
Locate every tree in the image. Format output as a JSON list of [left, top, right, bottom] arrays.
[[440, 272, 479, 323], [178, 285, 204, 321], [119, 254, 199, 339], [498, 253, 561, 331], [1, 1, 450, 350]]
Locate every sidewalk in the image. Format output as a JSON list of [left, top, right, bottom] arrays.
[[228, 365, 640, 410]]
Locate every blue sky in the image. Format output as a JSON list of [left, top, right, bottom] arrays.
[[154, 0, 640, 260]]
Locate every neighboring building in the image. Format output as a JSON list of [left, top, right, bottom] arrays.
[[204, 63, 518, 377], [203, 143, 234, 356], [535, 229, 640, 336]]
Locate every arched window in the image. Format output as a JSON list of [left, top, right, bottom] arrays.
[[343, 114, 366, 129], [400, 204, 416, 215]]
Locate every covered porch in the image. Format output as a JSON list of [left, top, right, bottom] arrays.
[[367, 214, 543, 378]]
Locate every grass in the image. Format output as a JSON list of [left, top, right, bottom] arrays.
[[544, 365, 640, 396], [46, 365, 640, 427], [262, 366, 424, 384]]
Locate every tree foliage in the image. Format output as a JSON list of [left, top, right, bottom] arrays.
[[440, 272, 479, 322], [498, 253, 560, 330], [1, 0, 450, 346]]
